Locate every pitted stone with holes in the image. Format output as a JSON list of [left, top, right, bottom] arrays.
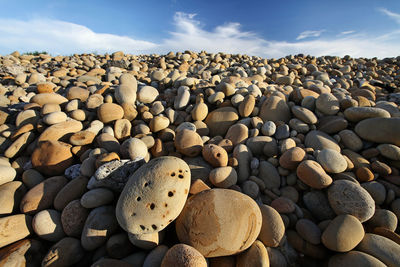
[[116, 156, 191, 234]]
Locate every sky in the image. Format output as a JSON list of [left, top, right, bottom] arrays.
[[1, 0, 400, 58]]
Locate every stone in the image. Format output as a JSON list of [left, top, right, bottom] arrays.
[[236, 240, 269, 267], [316, 93, 340, 115], [143, 245, 169, 267], [116, 157, 191, 234], [226, 123, 249, 146], [161, 244, 207, 267], [88, 159, 145, 192], [344, 107, 390, 122], [0, 239, 44, 267], [174, 129, 204, 157], [22, 169, 44, 188], [0, 214, 32, 248], [377, 144, 400, 160], [0, 181, 26, 215], [41, 237, 85, 267], [70, 130, 96, 146], [209, 166, 237, 188], [361, 181, 386, 205], [305, 130, 341, 152], [205, 107, 239, 136], [318, 116, 348, 134], [66, 86, 90, 101], [303, 191, 336, 221], [258, 160, 280, 190], [322, 214, 365, 252], [120, 137, 148, 161], [202, 144, 228, 167], [246, 136, 274, 156], [15, 109, 40, 127], [137, 85, 159, 103], [30, 93, 68, 106], [81, 188, 114, 208], [191, 95, 208, 121], [316, 149, 347, 173], [296, 219, 321, 245], [0, 165, 17, 186], [259, 96, 291, 123], [149, 116, 170, 132], [297, 160, 333, 189], [61, 199, 89, 237], [174, 86, 190, 110], [53, 176, 88, 211], [355, 118, 400, 146], [339, 129, 363, 152], [239, 94, 256, 117], [31, 140, 73, 176], [184, 157, 212, 182], [258, 204, 285, 247], [261, 121, 276, 136], [291, 106, 318, 124], [81, 205, 118, 251], [97, 103, 124, 123], [38, 120, 83, 142], [32, 209, 65, 242], [279, 147, 306, 170], [128, 231, 164, 250], [176, 188, 262, 258], [5, 131, 35, 158], [357, 233, 400, 267], [367, 209, 398, 232], [328, 251, 386, 267], [20, 176, 68, 215], [327, 180, 375, 222]]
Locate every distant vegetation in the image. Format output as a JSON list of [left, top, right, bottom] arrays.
[[22, 51, 48, 56]]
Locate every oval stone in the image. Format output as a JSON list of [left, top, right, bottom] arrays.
[[175, 188, 262, 258], [116, 156, 191, 234]]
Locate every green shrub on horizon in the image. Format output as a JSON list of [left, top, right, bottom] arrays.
[[22, 51, 48, 56]]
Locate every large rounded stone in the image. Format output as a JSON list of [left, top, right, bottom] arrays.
[[355, 118, 400, 146], [236, 240, 269, 267], [322, 215, 365, 252], [316, 149, 347, 173], [41, 237, 84, 267], [20, 176, 68, 215], [259, 96, 291, 123], [0, 215, 32, 248], [32, 209, 65, 242], [305, 130, 341, 152], [115, 84, 137, 105], [174, 129, 204, 157], [258, 204, 285, 247], [137, 85, 159, 104], [205, 107, 239, 136], [328, 251, 385, 267], [328, 180, 375, 222], [0, 181, 26, 215], [31, 140, 73, 176], [81, 205, 118, 251], [357, 233, 400, 267], [176, 188, 262, 258], [116, 156, 191, 234], [344, 107, 390, 122], [97, 103, 124, 123]]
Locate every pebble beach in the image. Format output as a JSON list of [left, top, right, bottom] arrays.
[[0, 50, 400, 266]]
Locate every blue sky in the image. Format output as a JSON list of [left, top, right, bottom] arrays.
[[1, 0, 400, 58]]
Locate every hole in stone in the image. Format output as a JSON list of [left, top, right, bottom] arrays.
[[152, 224, 157, 230], [140, 225, 145, 230], [136, 196, 141, 201], [217, 153, 221, 157], [179, 169, 183, 173], [171, 172, 176, 177], [168, 191, 174, 197], [169, 219, 172, 223], [164, 203, 168, 207], [178, 174, 184, 179], [144, 182, 149, 187], [132, 212, 136, 216], [150, 203, 155, 210]]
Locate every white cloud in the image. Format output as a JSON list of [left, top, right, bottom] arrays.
[[0, 18, 158, 55], [1, 11, 400, 58], [339, 30, 355, 35], [296, 30, 325, 40], [379, 7, 400, 24]]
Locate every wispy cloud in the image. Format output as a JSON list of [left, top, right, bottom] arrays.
[[379, 7, 400, 24], [339, 30, 355, 35], [0, 11, 400, 58], [296, 30, 325, 40]]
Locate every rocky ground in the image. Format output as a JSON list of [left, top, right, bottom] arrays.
[[0, 50, 399, 266]]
